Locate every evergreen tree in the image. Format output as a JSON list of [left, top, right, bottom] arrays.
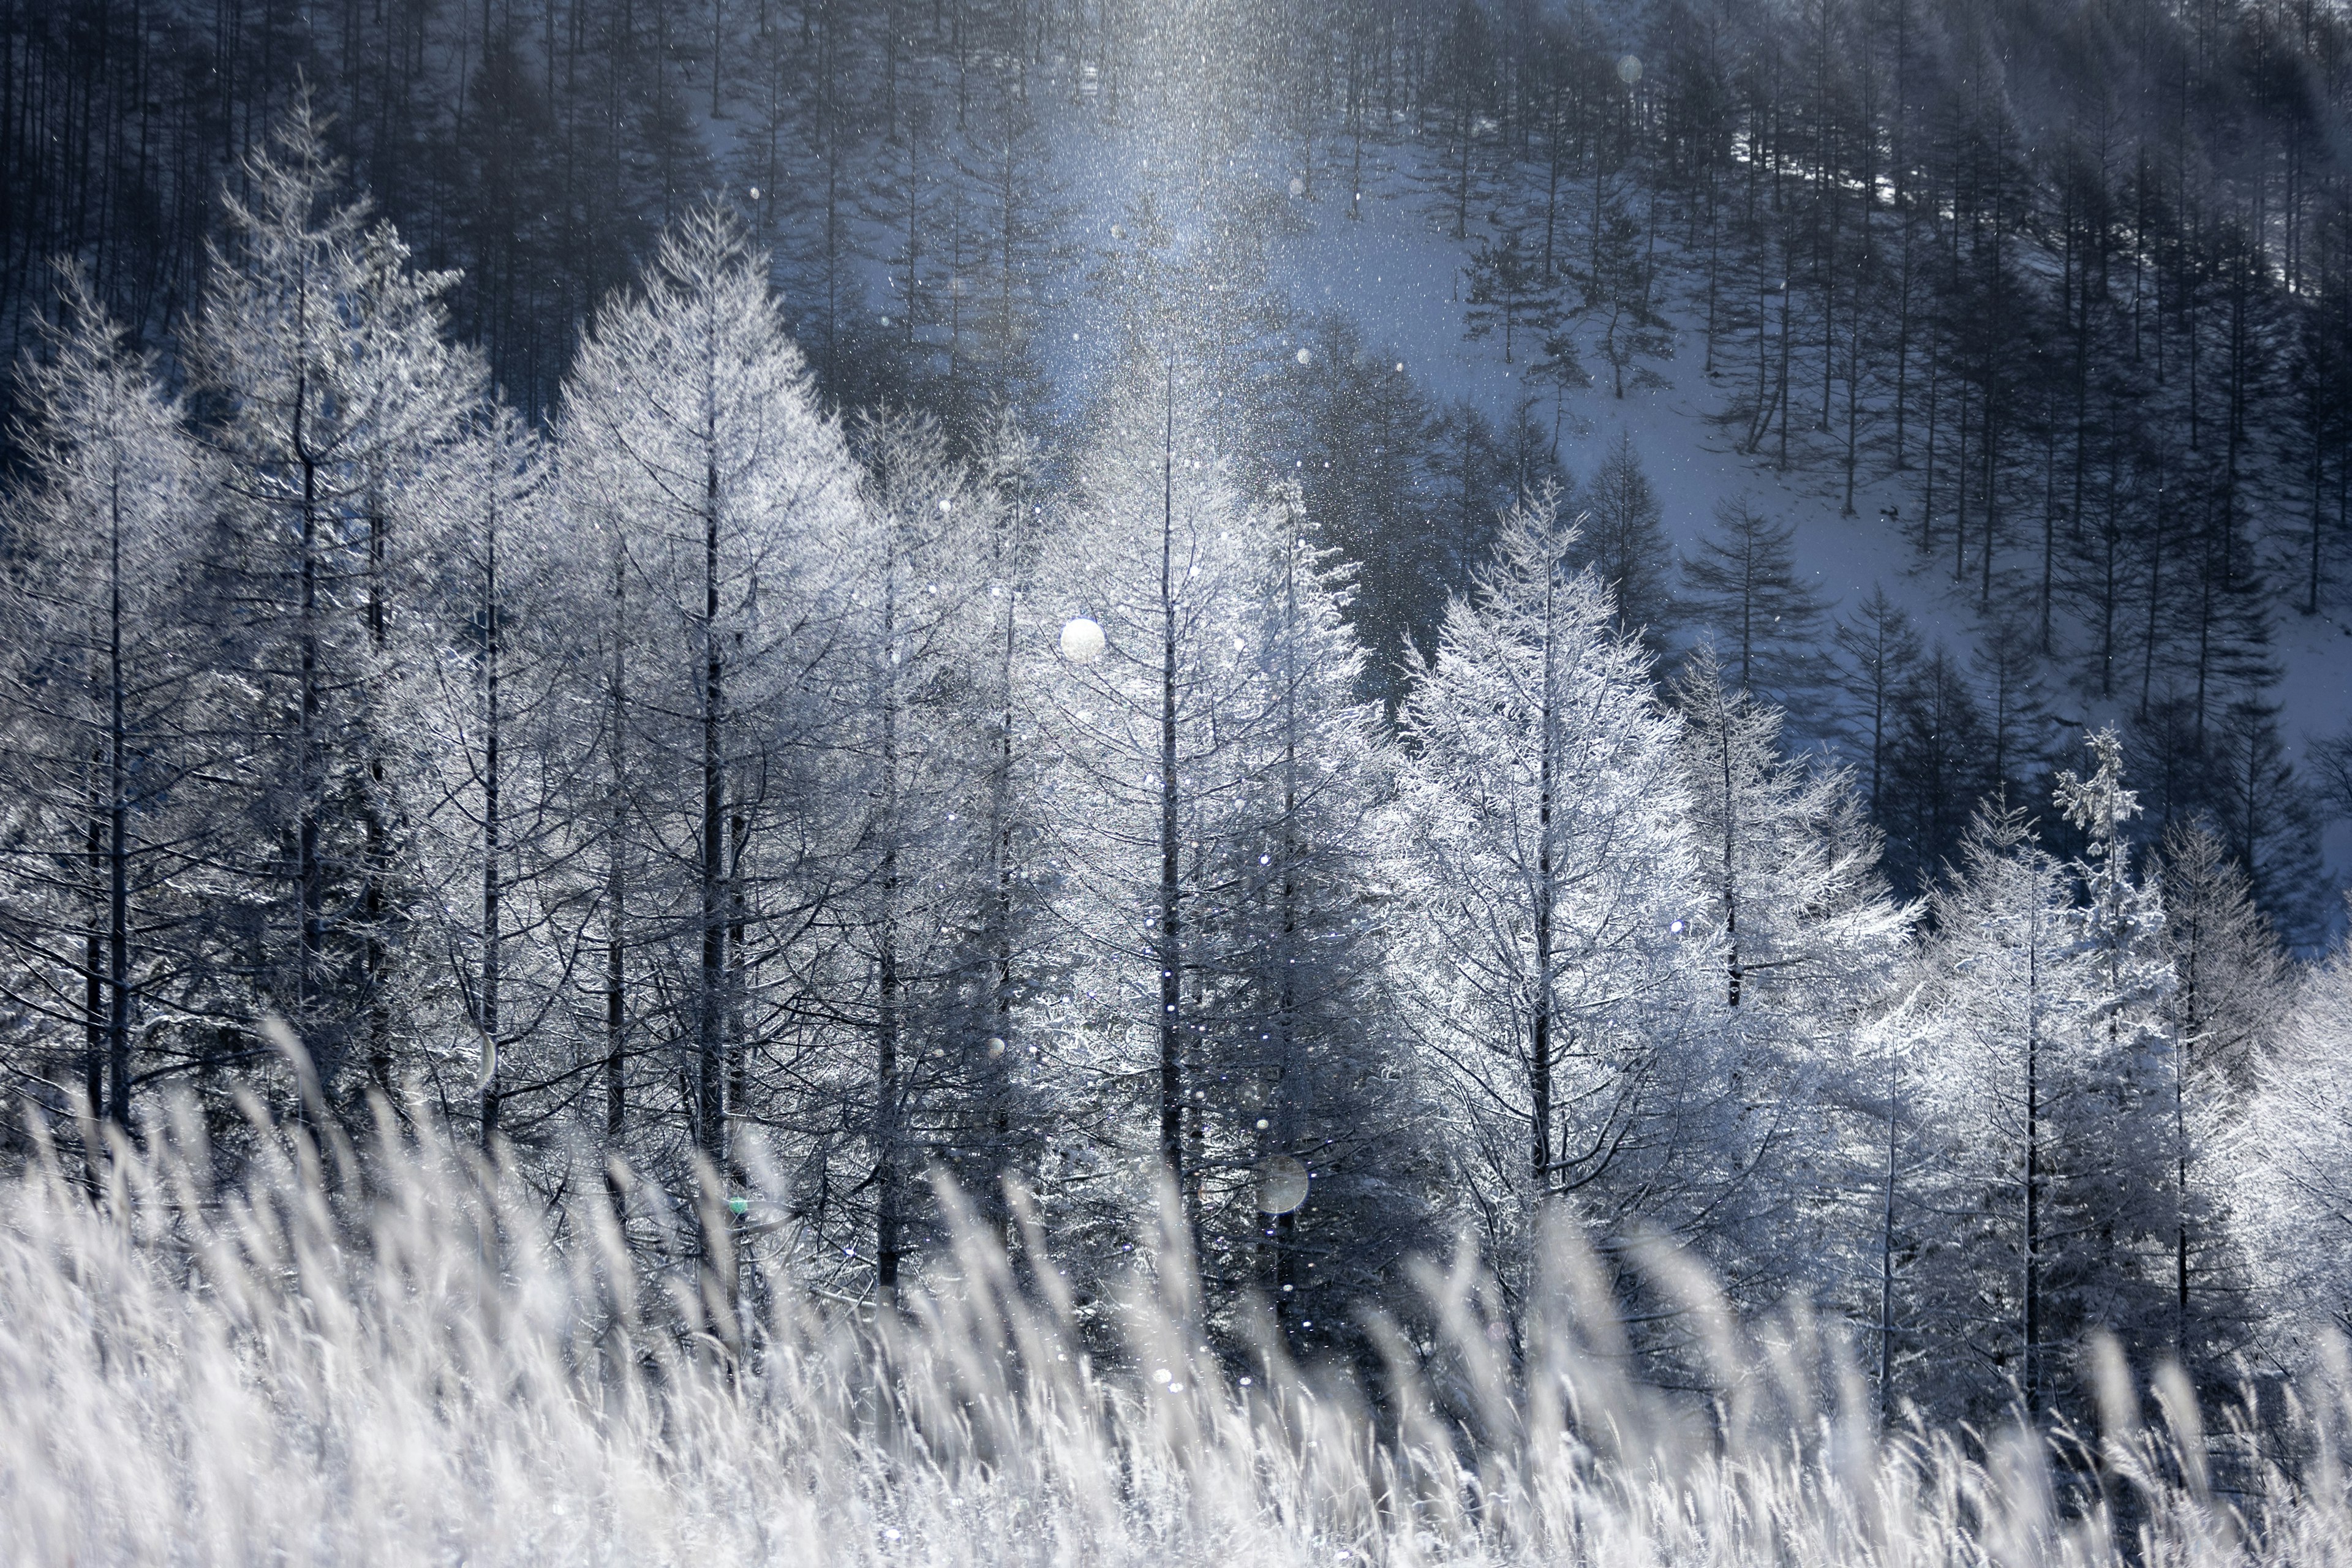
[[1577, 429, 1676, 651], [1680, 498, 1832, 723], [0, 277, 207, 1141]]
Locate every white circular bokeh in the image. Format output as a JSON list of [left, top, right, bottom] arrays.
[[1060, 617, 1106, 663], [1256, 1154, 1310, 1215]]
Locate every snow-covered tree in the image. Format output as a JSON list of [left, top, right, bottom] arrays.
[[816, 409, 1021, 1307], [2242, 913, 2352, 1355], [2147, 819, 2283, 1376], [1905, 756, 2173, 1423], [0, 276, 207, 1139], [184, 101, 482, 1115], [1670, 647, 1912, 1321], [399, 407, 584, 1149], [1389, 488, 1769, 1308], [1030, 368, 1420, 1341], [556, 206, 863, 1256]]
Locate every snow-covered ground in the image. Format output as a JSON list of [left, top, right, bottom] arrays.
[[1265, 134, 2352, 905], [756, 90, 2352, 910]]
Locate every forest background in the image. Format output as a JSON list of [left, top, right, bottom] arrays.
[[9, 0, 2352, 1443]]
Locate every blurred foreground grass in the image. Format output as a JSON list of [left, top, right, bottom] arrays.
[[1, 1104, 2346, 1567]]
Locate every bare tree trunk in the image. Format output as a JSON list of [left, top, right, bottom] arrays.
[[1531, 568, 1558, 1188], [876, 508, 904, 1311], [2023, 878, 2043, 1417], [104, 467, 130, 1129], [1158, 362, 1183, 1189], [479, 490, 503, 1148], [605, 546, 628, 1212], [697, 435, 728, 1233]]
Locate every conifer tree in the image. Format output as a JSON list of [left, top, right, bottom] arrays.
[[556, 206, 863, 1258], [1681, 498, 1831, 723], [0, 277, 206, 1139], [1832, 586, 1921, 824], [2153, 818, 2283, 1372], [1389, 489, 1765, 1304], [2243, 921, 2352, 1351], [185, 102, 481, 1115], [1577, 429, 1676, 651]]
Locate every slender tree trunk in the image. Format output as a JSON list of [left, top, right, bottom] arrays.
[[876, 514, 903, 1310], [1273, 531, 1303, 1321], [478, 491, 502, 1148], [296, 377, 326, 1116], [1880, 1026, 1898, 1425], [604, 546, 628, 1212], [1721, 702, 1740, 1006], [697, 439, 727, 1189], [104, 466, 130, 1129], [987, 472, 1023, 1221], [1158, 363, 1183, 1187], [364, 484, 391, 1095], [2024, 880, 2043, 1417], [1531, 569, 1558, 1189]]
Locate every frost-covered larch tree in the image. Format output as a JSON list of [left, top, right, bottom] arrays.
[[2154, 820, 2286, 1370], [1193, 483, 1428, 1350], [2242, 913, 2352, 1355], [1029, 365, 1231, 1273], [1389, 488, 1752, 1306], [1030, 366, 1416, 1327], [1909, 757, 2173, 1424], [1910, 806, 2083, 1419], [1669, 647, 1912, 1310], [400, 407, 581, 1150], [184, 100, 481, 1116], [0, 276, 206, 1141], [556, 206, 862, 1267], [820, 409, 1025, 1308], [2050, 730, 2179, 1371]]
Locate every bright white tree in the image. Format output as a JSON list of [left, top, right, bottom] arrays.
[[1907, 748, 2173, 1424], [556, 206, 863, 1268], [0, 275, 206, 1140], [184, 100, 482, 1114], [1389, 488, 1765, 1308], [2152, 820, 2285, 1369], [399, 407, 587, 1149], [1669, 646, 1912, 1322]]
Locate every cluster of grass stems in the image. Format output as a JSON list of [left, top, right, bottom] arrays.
[[3, 1102, 2350, 1566]]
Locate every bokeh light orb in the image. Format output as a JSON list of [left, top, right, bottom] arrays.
[[1060, 617, 1106, 663], [1617, 53, 1643, 85], [1257, 1154, 1310, 1215]]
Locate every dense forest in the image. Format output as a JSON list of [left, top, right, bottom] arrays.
[[9, 0, 2352, 1447]]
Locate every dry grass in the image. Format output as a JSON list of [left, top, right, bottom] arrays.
[[1, 1107, 2345, 1567]]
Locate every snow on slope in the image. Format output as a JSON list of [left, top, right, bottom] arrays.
[[724, 80, 2352, 904], [1260, 148, 2352, 902]]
